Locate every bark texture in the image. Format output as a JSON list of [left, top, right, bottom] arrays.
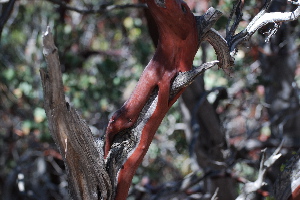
[[274, 152, 300, 200], [40, 27, 112, 200]]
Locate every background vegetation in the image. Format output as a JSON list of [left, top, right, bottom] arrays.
[[0, 0, 299, 199]]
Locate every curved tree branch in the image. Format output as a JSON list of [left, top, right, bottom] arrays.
[[41, 4, 217, 197]]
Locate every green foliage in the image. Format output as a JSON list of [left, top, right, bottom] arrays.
[[266, 196, 276, 200], [234, 162, 258, 182], [280, 163, 286, 172]]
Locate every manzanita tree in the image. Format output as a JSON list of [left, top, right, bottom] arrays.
[[40, 0, 300, 199]]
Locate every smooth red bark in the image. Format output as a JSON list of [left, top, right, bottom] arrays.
[[289, 185, 300, 200], [105, 0, 200, 199]]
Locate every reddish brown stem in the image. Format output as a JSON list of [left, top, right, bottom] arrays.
[[104, 0, 200, 199]]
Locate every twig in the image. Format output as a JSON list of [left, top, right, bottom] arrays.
[[46, 0, 147, 14], [226, 0, 243, 42], [211, 187, 219, 200]]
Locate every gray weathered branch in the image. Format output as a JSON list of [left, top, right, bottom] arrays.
[[228, 0, 300, 51], [245, 0, 300, 37], [41, 27, 112, 200], [202, 0, 300, 69], [274, 151, 300, 199], [236, 145, 282, 200], [195, 7, 234, 71]]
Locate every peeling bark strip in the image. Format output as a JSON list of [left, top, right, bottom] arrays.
[[41, 0, 300, 199]]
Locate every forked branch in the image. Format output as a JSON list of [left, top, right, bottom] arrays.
[[236, 144, 282, 200], [203, 0, 300, 69], [41, 24, 217, 199]]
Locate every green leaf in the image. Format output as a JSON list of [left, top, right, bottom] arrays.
[[34, 107, 46, 123], [3, 68, 15, 81]]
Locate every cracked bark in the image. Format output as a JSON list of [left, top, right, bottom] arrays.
[[40, 28, 112, 200]]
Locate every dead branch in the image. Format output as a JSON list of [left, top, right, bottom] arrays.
[[41, 27, 112, 200], [274, 151, 300, 200], [203, 0, 300, 69], [236, 144, 282, 200]]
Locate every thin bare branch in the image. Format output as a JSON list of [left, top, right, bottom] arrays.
[[46, 0, 147, 14], [246, 3, 300, 35], [226, 0, 243, 41], [211, 187, 219, 200], [230, 0, 300, 52], [203, 0, 300, 69]]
